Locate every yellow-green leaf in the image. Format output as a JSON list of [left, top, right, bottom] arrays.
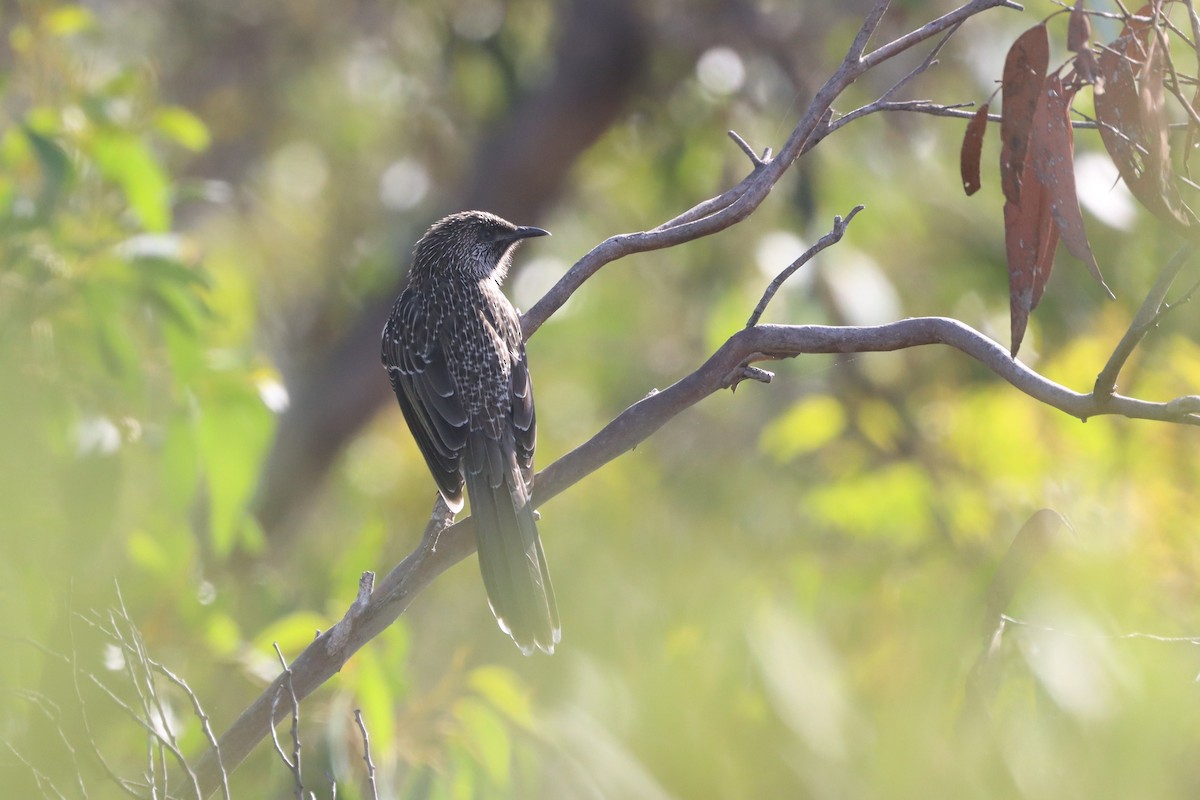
[[92, 132, 171, 231], [759, 394, 846, 463], [44, 5, 95, 36], [155, 107, 211, 152]]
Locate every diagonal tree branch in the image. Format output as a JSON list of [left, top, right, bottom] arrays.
[[521, 0, 1021, 338], [187, 301, 1200, 796], [185, 1, 1081, 794], [1093, 246, 1195, 401]]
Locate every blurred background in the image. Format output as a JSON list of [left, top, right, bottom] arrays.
[[4, 0, 1200, 797]]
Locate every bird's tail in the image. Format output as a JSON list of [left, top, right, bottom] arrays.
[[466, 454, 560, 655]]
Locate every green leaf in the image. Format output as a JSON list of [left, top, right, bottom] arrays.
[[349, 649, 396, 765], [87, 283, 142, 376], [806, 463, 934, 547], [468, 666, 531, 726], [22, 126, 73, 216], [44, 5, 96, 36], [454, 697, 511, 787], [154, 107, 211, 152], [91, 131, 171, 232], [195, 376, 273, 556], [758, 395, 846, 463], [251, 611, 330, 657], [204, 613, 243, 656]]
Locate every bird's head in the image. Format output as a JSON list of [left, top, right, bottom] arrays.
[[411, 210, 550, 283]]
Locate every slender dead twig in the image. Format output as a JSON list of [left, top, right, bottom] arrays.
[[64, 617, 165, 799], [1094, 247, 1195, 401], [10, 690, 90, 799], [354, 709, 380, 800], [271, 643, 306, 799], [745, 206, 866, 328], [4, 740, 68, 800]]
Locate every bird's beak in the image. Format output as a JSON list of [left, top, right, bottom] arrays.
[[509, 226, 551, 241]]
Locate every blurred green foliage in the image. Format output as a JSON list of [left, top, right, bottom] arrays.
[[5, 0, 1200, 798]]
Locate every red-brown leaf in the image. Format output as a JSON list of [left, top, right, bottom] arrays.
[[1004, 181, 1055, 356], [1095, 44, 1149, 190], [1119, 4, 1156, 63], [1000, 25, 1050, 205], [1029, 75, 1113, 298], [1185, 82, 1200, 175], [1075, 48, 1100, 88], [1068, 0, 1091, 53], [1004, 107, 1060, 358], [961, 103, 989, 196], [1139, 32, 1170, 190], [1096, 30, 1192, 229]]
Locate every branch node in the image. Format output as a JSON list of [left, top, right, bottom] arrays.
[[325, 572, 376, 656], [727, 129, 767, 167], [1166, 395, 1200, 417], [724, 355, 775, 390]]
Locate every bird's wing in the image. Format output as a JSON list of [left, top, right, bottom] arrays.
[[382, 287, 469, 509], [510, 345, 536, 479], [479, 293, 537, 483]]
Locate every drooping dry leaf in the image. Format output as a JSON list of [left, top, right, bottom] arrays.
[[1003, 88, 1060, 359], [1095, 45, 1148, 187], [1000, 24, 1050, 205], [1029, 75, 1113, 298], [1185, 83, 1200, 176], [1068, 0, 1091, 53], [1095, 28, 1193, 229], [1139, 32, 1171, 192], [961, 103, 989, 196], [1004, 180, 1056, 356], [1119, 3, 1156, 62], [1075, 48, 1100, 88]]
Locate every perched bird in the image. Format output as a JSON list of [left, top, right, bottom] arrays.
[[381, 210, 560, 654]]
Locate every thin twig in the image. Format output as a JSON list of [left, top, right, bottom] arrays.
[[353, 710, 380, 800], [13, 690, 90, 799], [268, 688, 292, 770], [745, 205, 866, 327], [4, 740, 68, 800], [273, 644, 305, 799], [860, 0, 1022, 69], [72, 668, 200, 797], [65, 615, 156, 799], [848, 0, 894, 62], [115, 584, 181, 762], [727, 129, 770, 167], [1001, 613, 1200, 644], [879, 21, 964, 104], [75, 593, 232, 800], [1153, 24, 1200, 131], [152, 663, 231, 800], [1094, 247, 1195, 401]]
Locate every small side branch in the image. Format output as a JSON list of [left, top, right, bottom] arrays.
[[354, 710, 380, 800], [745, 205, 866, 327], [1094, 246, 1195, 401], [271, 644, 305, 799]]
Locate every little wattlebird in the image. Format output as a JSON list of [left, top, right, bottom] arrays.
[[381, 210, 560, 654]]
